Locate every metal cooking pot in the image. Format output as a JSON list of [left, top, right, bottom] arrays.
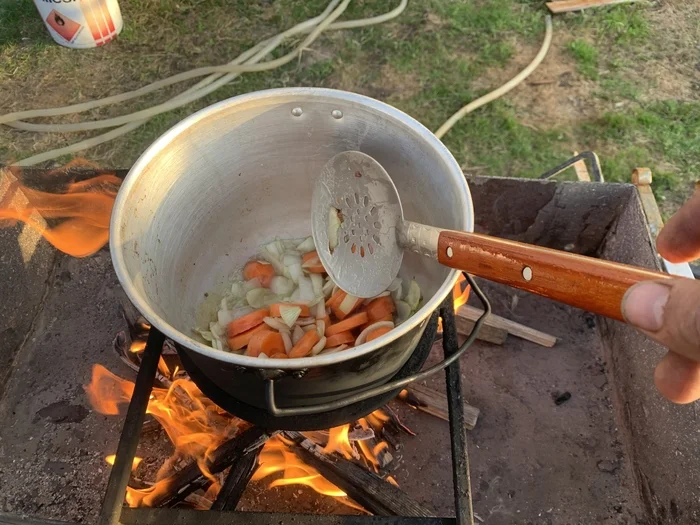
[[110, 88, 473, 416]]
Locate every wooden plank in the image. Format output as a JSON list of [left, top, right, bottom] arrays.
[[454, 315, 508, 345], [572, 151, 591, 182], [400, 383, 480, 430], [457, 304, 557, 347], [546, 0, 639, 14]]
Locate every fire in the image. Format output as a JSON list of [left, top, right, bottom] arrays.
[[438, 273, 470, 332], [105, 454, 142, 471], [84, 364, 395, 510], [0, 160, 120, 258]]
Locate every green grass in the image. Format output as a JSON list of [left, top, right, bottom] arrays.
[[1, 0, 697, 213], [568, 40, 599, 80]]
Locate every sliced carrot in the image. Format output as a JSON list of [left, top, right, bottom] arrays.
[[325, 331, 354, 347], [366, 296, 395, 323], [332, 294, 362, 320], [269, 303, 310, 317], [302, 251, 318, 264], [301, 251, 326, 274], [228, 323, 268, 351], [226, 308, 270, 338], [326, 289, 346, 308], [325, 312, 368, 337], [366, 326, 393, 342], [359, 315, 393, 332], [269, 353, 289, 359], [246, 330, 284, 358], [289, 329, 320, 358], [243, 261, 275, 287]]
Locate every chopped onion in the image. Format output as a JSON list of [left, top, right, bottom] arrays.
[[321, 344, 348, 354], [217, 308, 235, 326], [310, 274, 324, 296], [287, 262, 303, 283], [281, 331, 293, 353], [246, 288, 268, 308], [315, 300, 326, 320], [265, 241, 281, 259], [355, 321, 395, 346], [297, 274, 315, 301], [230, 281, 245, 298], [213, 339, 224, 351], [391, 281, 403, 302], [316, 319, 325, 337], [283, 239, 299, 251], [321, 278, 334, 298], [243, 278, 262, 292], [338, 293, 360, 316], [279, 305, 302, 328], [292, 325, 305, 344], [270, 276, 294, 296], [301, 324, 316, 332], [295, 317, 317, 326], [296, 236, 315, 253], [264, 316, 290, 332], [328, 207, 341, 252], [363, 291, 390, 305], [259, 248, 284, 275], [210, 321, 224, 339], [290, 287, 301, 301], [405, 280, 421, 310], [258, 353, 269, 359], [197, 329, 213, 342], [283, 253, 302, 266], [310, 336, 327, 356], [395, 300, 412, 322]]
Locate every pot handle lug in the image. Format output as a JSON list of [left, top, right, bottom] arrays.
[[264, 273, 490, 417]]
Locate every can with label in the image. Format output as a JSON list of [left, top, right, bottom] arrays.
[[33, 0, 123, 49]]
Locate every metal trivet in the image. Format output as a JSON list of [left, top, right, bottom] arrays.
[[0, 276, 490, 525]]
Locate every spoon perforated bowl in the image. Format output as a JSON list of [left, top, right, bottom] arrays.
[[312, 151, 678, 321]]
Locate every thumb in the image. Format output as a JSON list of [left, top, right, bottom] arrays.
[[623, 279, 700, 403], [622, 279, 700, 359]]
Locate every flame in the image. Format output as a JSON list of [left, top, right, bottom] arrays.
[[130, 340, 146, 353], [438, 274, 471, 333], [105, 454, 142, 471], [0, 160, 120, 258], [453, 273, 470, 310], [85, 365, 395, 510]]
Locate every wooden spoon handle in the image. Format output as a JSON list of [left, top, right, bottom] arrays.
[[436, 230, 674, 321]]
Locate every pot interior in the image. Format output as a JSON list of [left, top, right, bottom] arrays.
[[111, 89, 471, 361]]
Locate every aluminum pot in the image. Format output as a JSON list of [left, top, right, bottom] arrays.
[[110, 88, 473, 415]]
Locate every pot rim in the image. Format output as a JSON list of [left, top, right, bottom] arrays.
[[110, 87, 473, 369]]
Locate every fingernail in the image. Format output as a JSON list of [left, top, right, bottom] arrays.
[[622, 282, 670, 331]]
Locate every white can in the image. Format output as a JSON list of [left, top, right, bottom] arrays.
[[33, 0, 123, 49]]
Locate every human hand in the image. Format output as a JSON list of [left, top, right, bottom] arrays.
[[622, 189, 700, 403]]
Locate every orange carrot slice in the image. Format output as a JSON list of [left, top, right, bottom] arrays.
[[366, 326, 393, 342], [326, 289, 346, 308], [359, 314, 393, 332], [325, 312, 368, 337], [246, 330, 284, 358], [269, 303, 310, 317], [226, 308, 269, 338], [289, 329, 321, 358], [243, 261, 275, 287], [325, 331, 354, 347], [269, 353, 289, 359], [332, 294, 362, 320], [366, 296, 395, 323], [227, 323, 268, 351], [301, 251, 326, 274]]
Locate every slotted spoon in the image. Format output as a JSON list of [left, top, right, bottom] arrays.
[[312, 151, 676, 321]]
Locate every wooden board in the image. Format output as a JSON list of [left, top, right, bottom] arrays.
[[457, 304, 557, 347], [546, 0, 639, 14], [453, 316, 508, 345], [401, 383, 480, 430]]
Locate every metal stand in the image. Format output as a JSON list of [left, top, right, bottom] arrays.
[[0, 298, 481, 525]]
